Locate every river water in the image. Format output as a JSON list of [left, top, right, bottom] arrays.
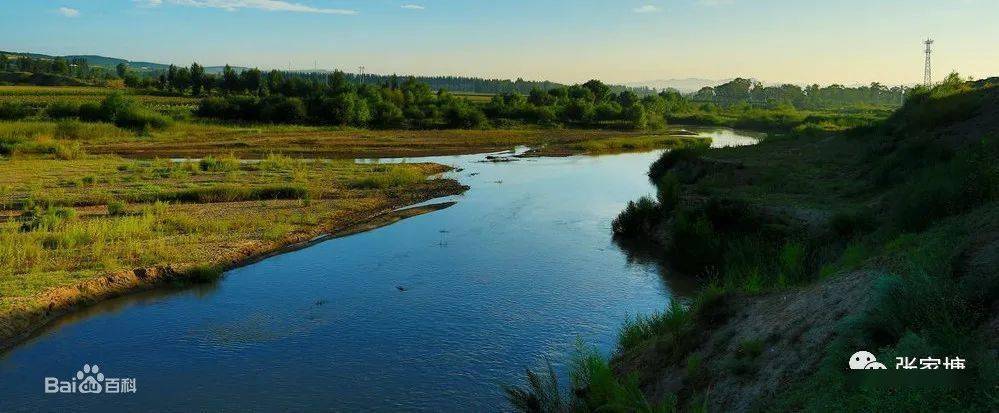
[[0, 127, 760, 412]]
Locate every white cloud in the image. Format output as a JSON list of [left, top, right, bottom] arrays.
[[401, 4, 425, 10], [696, 0, 734, 6], [633, 4, 660, 13], [134, 0, 164, 7], [147, 0, 357, 15], [57, 7, 80, 17]]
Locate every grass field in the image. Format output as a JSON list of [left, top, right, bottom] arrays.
[[452, 92, 496, 104], [0, 148, 462, 342], [0, 85, 199, 110]]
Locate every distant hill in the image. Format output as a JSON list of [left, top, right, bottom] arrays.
[[0, 51, 244, 74]]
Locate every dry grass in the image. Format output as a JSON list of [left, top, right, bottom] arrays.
[[0, 150, 462, 331], [78, 121, 709, 159], [0, 86, 198, 110]]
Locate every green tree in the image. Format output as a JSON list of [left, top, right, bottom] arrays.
[[527, 87, 555, 106], [167, 64, 178, 91], [622, 104, 647, 129], [266, 70, 284, 95], [328, 70, 351, 94], [241, 68, 263, 95], [714, 77, 753, 104], [116, 62, 128, 78], [222, 65, 240, 94], [175, 67, 192, 93], [72, 58, 89, 76], [617, 90, 639, 107], [51, 57, 70, 74], [190, 63, 205, 95], [582, 79, 611, 102]]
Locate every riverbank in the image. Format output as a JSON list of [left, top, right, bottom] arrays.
[[0, 199, 459, 352], [601, 78, 998, 411], [0, 149, 467, 349]]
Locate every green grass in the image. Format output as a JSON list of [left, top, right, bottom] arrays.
[[606, 77, 999, 411], [571, 135, 691, 154], [774, 206, 999, 411], [618, 299, 694, 354], [348, 165, 427, 189], [505, 343, 679, 413]]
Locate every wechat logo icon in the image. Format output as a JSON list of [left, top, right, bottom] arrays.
[[849, 351, 887, 370]]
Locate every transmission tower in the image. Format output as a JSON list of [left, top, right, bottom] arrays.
[[924, 39, 934, 86]]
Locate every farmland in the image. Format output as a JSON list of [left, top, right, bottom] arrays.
[[0, 85, 198, 110]]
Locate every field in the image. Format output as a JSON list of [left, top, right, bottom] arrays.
[[0, 85, 198, 111], [0, 148, 462, 343], [452, 92, 496, 104]]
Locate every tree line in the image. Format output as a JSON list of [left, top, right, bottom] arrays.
[[191, 69, 682, 129], [691, 78, 907, 109], [0, 54, 115, 82]]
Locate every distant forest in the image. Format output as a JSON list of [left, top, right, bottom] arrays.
[[0, 51, 656, 96], [690, 77, 909, 109], [2, 51, 913, 127]]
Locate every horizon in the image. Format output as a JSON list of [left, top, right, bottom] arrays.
[[3, 1, 997, 87]]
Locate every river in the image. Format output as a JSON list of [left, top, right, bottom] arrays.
[[0, 127, 761, 411]]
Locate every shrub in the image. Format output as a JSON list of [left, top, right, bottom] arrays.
[[443, 102, 488, 129], [0, 101, 30, 120], [257, 153, 298, 171], [199, 155, 240, 172], [19, 206, 78, 232], [45, 100, 81, 119], [655, 172, 681, 211], [263, 97, 306, 123], [504, 345, 676, 413], [77, 102, 103, 122], [372, 101, 405, 128], [618, 299, 693, 353], [154, 184, 308, 204], [114, 106, 172, 130], [66, 94, 171, 130], [54, 120, 83, 140], [611, 196, 661, 237], [183, 265, 224, 284], [669, 210, 722, 274], [106, 200, 127, 216], [647, 140, 710, 183]]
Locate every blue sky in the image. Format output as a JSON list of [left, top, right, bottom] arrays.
[[2, 0, 997, 85]]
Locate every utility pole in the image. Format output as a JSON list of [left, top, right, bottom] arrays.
[[924, 39, 934, 86]]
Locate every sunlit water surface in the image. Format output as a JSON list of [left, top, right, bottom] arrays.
[[0, 128, 758, 411]]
